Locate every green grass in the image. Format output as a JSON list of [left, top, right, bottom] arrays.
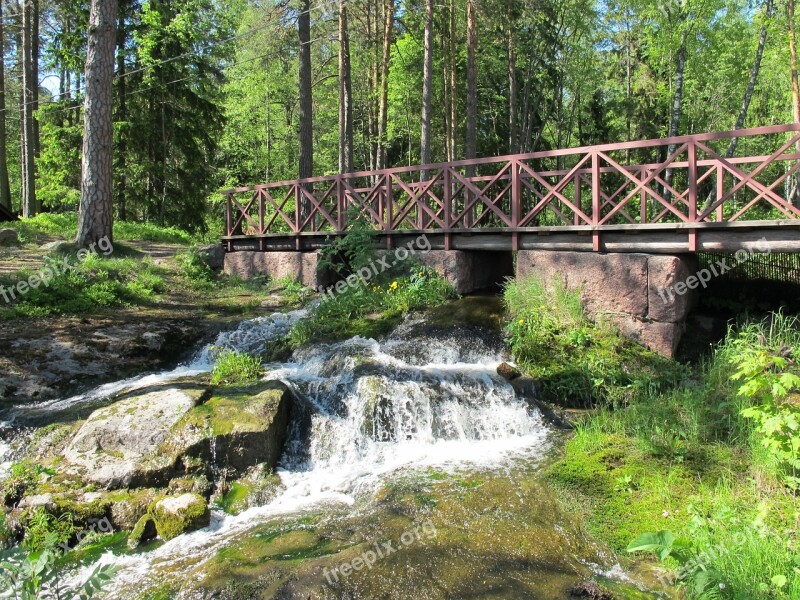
[[504, 276, 685, 407], [4, 213, 195, 245], [209, 350, 263, 385], [288, 265, 456, 346], [0, 253, 169, 319], [536, 303, 800, 599]]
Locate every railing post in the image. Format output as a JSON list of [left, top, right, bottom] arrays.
[[225, 193, 233, 252], [716, 165, 724, 221], [640, 170, 648, 224], [688, 141, 698, 251], [592, 151, 601, 251], [511, 160, 521, 251], [385, 173, 394, 249], [573, 172, 581, 226], [444, 168, 452, 251], [337, 175, 345, 232], [294, 184, 301, 251], [688, 141, 698, 222]]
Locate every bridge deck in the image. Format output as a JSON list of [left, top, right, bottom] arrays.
[[223, 123, 800, 254]]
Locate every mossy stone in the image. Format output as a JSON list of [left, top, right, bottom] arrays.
[[149, 493, 210, 541]]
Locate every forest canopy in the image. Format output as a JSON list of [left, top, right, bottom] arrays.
[[0, 0, 795, 232]]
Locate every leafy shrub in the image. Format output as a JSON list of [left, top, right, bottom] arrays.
[[210, 349, 263, 385], [177, 247, 216, 289], [729, 313, 800, 490], [0, 531, 115, 599]]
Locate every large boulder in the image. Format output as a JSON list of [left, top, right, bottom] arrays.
[[164, 380, 294, 478], [197, 244, 225, 271], [0, 229, 19, 246], [63, 380, 211, 488]]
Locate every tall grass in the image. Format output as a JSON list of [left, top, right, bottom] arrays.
[[545, 307, 800, 599], [504, 276, 684, 406]]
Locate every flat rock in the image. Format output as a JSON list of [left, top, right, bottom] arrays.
[[0, 229, 19, 246], [64, 382, 210, 488]]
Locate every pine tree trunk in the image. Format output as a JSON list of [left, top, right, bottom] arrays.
[[448, 0, 457, 161], [0, 0, 12, 212], [729, 0, 773, 158], [376, 0, 393, 171], [465, 0, 477, 166], [664, 28, 687, 203], [507, 1, 517, 154], [420, 0, 433, 178], [338, 0, 353, 174], [116, 4, 128, 221], [789, 0, 800, 206], [298, 0, 313, 222], [21, 0, 36, 217], [76, 0, 117, 246]]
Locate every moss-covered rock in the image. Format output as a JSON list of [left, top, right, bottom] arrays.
[[163, 380, 293, 479], [62, 379, 212, 489], [149, 493, 210, 541], [128, 513, 157, 549]]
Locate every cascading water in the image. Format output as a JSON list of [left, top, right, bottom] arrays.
[[7, 302, 659, 599], [48, 306, 553, 597]]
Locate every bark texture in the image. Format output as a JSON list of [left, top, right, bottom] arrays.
[[76, 0, 118, 246], [0, 0, 12, 212], [420, 0, 433, 176], [338, 0, 354, 174]]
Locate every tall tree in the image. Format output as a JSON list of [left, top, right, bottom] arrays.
[[76, 0, 117, 246], [376, 0, 393, 170], [465, 0, 478, 164], [116, 1, 128, 220], [727, 0, 773, 157], [298, 0, 313, 180], [338, 0, 354, 173], [20, 0, 37, 217], [420, 0, 433, 174], [0, 0, 12, 212], [507, 0, 518, 153]]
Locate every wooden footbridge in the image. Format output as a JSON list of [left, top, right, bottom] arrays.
[[223, 123, 800, 255]]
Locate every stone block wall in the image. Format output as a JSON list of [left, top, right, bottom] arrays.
[[223, 251, 333, 290], [516, 251, 699, 357]]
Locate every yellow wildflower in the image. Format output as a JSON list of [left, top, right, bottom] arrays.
[[518, 319, 525, 325], [390, 281, 399, 291]]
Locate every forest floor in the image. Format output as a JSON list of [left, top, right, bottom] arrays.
[[0, 226, 297, 405]]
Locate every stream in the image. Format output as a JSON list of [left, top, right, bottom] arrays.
[[2, 298, 667, 599]]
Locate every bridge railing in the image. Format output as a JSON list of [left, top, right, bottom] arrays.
[[223, 123, 800, 250]]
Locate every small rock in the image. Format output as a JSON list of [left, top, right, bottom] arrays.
[[497, 362, 522, 381], [0, 229, 18, 246], [18, 493, 55, 511], [150, 493, 210, 541], [570, 581, 613, 600]]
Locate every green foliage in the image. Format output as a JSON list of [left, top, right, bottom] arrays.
[[730, 314, 800, 490], [289, 267, 456, 346], [318, 222, 377, 276], [0, 532, 115, 599], [1, 255, 168, 319], [177, 247, 217, 289], [504, 276, 683, 406], [22, 508, 75, 553], [548, 311, 800, 598], [210, 349, 263, 386]]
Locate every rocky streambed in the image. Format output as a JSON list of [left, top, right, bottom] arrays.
[[0, 298, 669, 599]]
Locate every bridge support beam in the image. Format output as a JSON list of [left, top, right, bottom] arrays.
[[516, 251, 699, 357], [224, 251, 334, 290]]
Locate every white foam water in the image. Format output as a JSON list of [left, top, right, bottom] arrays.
[[41, 312, 549, 597], [83, 342, 545, 595]]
